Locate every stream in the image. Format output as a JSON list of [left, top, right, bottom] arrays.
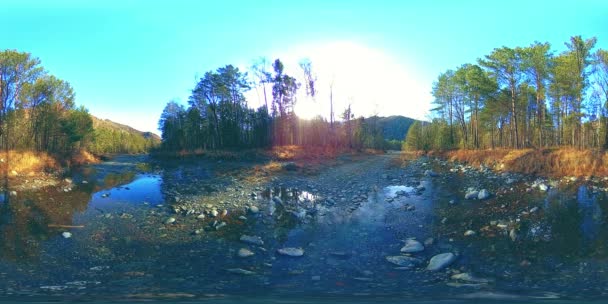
[[0, 154, 607, 302]]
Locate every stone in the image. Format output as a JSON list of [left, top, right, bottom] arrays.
[[464, 230, 476, 236], [400, 239, 424, 253], [240, 235, 264, 246], [9, 191, 17, 197], [427, 253, 456, 271], [248, 206, 259, 214], [210, 209, 219, 217], [164, 217, 176, 224], [424, 238, 435, 246], [237, 248, 255, 258], [385, 256, 422, 268], [465, 190, 479, 200], [538, 183, 549, 192], [509, 229, 518, 241], [277, 247, 305, 257], [197, 213, 205, 220], [529, 207, 539, 213], [62, 232, 72, 239], [477, 189, 490, 200]]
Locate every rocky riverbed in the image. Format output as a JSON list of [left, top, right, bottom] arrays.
[[0, 152, 607, 302]]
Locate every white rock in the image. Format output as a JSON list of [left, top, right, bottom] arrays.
[[538, 183, 549, 192], [237, 248, 255, 258], [464, 230, 476, 236], [465, 190, 479, 200], [248, 206, 259, 214], [427, 253, 456, 271], [164, 217, 176, 224], [477, 189, 490, 200], [62, 232, 72, 239], [400, 239, 425, 253]]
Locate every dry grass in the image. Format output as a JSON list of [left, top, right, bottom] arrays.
[[433, 148, 608, 177], [70, 150, 100, 166], [0, 150, 59, 175]]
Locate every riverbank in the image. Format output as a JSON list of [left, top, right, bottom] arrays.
[[427, 148, 608, 178]]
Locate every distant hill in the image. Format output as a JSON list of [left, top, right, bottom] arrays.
[[366, 115, 420, 141], [91, 117, 161, 141], [87, 116, 160, 154]]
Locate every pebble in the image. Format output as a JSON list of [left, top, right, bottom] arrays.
[[464, 230, 476, 236], [249, 206, 259, 214], [451, 272, 492, 283], [509, 229, 518, 241], [529, 207, 539, 213], [237, 248, 255, 258], [210, 209, 219, 217], [277, 247, 305, 257], [197, 214, 205, 219], [164, 217, 176, 224], [400, 239, 425, 253], [62, 232, 72, 239], [240, 235, 264, 246], [427, 253, 456, 271], [385, 256, 422, 268]]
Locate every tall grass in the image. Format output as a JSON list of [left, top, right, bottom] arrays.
[[433, 148, 608, 177]]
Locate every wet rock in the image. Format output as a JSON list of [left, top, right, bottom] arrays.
[[226, 268, 256, 275], [164, 217, 176, 224], [237, 248, 255, 258], [385, 256, 422, 268], [427, 253, 456, 271], [400, 239, 424, 253], [197, 213, 205, 220], [277, 247, 304, 257], [62, 232, 72, 239], [529, 207, 539, 213], [538, 183, 549, 192], [464, 230, 476, 236], [424, 237, 435, 246], [240, 235, 264, 246], [193, 229, 203, 235], [248, 206, 259, 214], [451, 272, 492, 283], [210, 209, 219, 217], [477, 189, 490, 200], [465, 190, 479, 200], [221, 209, 228, 217], [215, 222, 227, 230], [509, 229, 518, 242]]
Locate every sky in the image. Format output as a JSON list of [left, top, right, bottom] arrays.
[[1, 0, 607, 134]]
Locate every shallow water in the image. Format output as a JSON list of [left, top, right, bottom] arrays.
[[1, 157, 608, 301]]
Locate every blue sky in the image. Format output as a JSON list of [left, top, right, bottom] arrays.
[[1, 0, 607, 134]]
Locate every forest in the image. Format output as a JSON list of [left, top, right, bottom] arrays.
[[0, 49, 159, 158], [158, 58, 400, 152], [405, 35, 608, 151]]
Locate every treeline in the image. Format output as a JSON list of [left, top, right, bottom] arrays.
[[406, 35, 608, 151], [0, 50, 93, 155], [0, 49, 159, 158], [158, 59, 397, 152], [87, 118, 159, 155]]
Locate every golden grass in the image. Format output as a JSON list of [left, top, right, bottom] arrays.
[[0, 150, 59, 174], [70, 150, 100, 166], [433, 148, 608, 177]]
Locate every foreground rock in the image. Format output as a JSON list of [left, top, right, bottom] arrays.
[[464, 190, 479, 200], [277, 247, 305, 257], [400, 239, 424, 253], [451, 272, 493, 283], [385, 256, 423, 268], [427, 253, 456, 271]]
